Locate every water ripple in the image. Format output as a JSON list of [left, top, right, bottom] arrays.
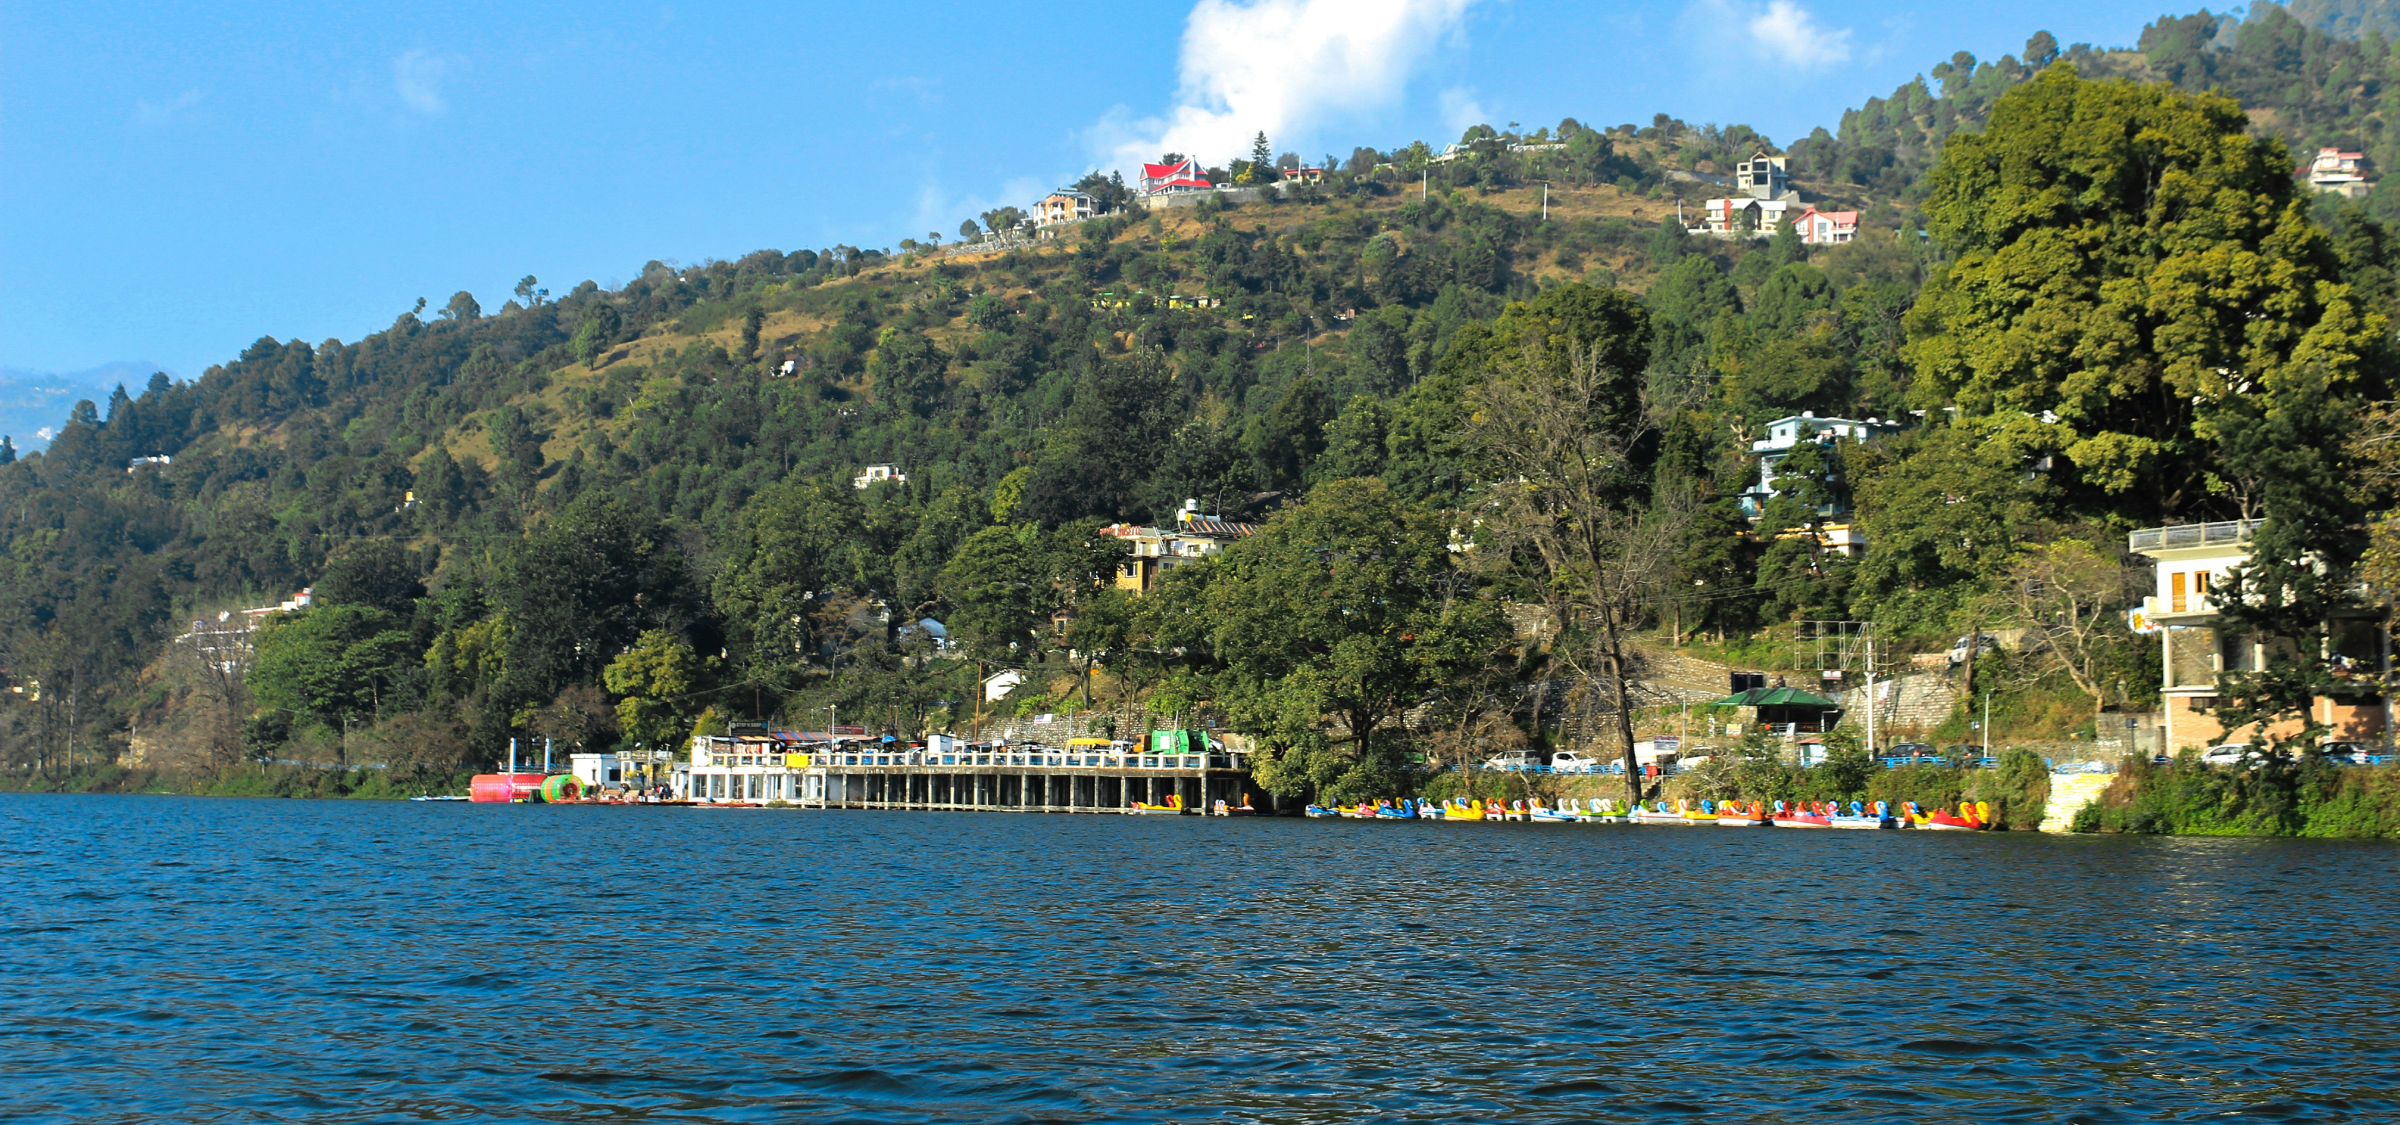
[[2, 795, 2397, 1122]]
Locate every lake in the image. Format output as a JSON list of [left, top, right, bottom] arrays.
[[2, 794, 2395, 1122]]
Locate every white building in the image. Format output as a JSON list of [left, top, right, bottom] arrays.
[[852, 463, 906, 489], [568, 748, 676, 792], [2307, 147, 2371, 198], [1738, 413, 1905, 519], [1692, 150, 1800, 237], [683, 734, 823, 803], [2126, 519, 2386, 752]]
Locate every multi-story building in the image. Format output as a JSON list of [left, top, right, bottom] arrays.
[[1693, 150, 1800, 237], [1035, 188, 1096, 229], [1102, 503, 1259, 593], [2128, 519, 2387, 750], [1792, 206, 1859, 245], [1738, 414, 1903, 515], [1138, 158, 1213, 196], [2306, 147, 2371, 198]]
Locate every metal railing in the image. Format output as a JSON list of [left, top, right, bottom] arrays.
[[2128, 519, 2263, 552], [819, 750, 1218, 770]]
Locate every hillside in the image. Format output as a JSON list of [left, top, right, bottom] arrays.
[[5, 5, 2399, 794]]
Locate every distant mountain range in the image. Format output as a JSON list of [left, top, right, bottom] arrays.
[[0, 362, 170, 451]]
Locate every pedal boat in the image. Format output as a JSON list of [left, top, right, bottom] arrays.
[[1827, 800, 1896, 829], [1769, 800, 1834, 828], [1130, 794, 1187, 815], [1714, 799, 1770, 826]]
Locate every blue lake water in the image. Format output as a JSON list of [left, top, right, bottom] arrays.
[[2, 794, 2397, 1123]]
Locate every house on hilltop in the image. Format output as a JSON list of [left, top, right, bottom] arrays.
[[1035, 188, 1096, 230], [1139, 157, 1213, 196], [1793, 206, 1859, 245], [2306, 147, 2371, 198], [1692, 149, 1803, 238], [1102, 502, 1259, 593]]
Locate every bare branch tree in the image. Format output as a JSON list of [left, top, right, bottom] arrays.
[[1466, 338, 1690, 806]]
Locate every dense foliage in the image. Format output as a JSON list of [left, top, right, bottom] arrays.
[[6, 12, 2400, 813]]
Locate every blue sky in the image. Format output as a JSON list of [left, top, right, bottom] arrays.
[[3, 0, 2194, 386]]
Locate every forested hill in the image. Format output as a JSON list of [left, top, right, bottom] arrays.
[[5, 6, 2399, 789]]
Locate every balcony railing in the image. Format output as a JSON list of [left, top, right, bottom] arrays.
[[2128, 519, 2263, 553]]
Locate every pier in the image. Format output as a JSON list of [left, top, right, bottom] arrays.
[[680, 733, 1259, 813], [802, 744, 1248, 812]]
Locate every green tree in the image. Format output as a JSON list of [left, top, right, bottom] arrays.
[[316, 540, 424, 617], [714, 476, 871, 679], [250, 605, 416, 733], [1188, 478, 1505, 801], [940, 525, 1043, 658], [604, 629, 708, 751], [1907, 64, 2382, 518]]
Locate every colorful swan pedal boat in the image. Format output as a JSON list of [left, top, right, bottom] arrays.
[[1713, 799, 1770, 826], [1338, 801, 1378, 819], [1375, 800, 1418, 820], [1768, 800, 1834, 828], [1498, 799, 1530, 822], [1827, 800, 1897, 829], [1577, 798, 1632, 823], [1440, 798, 1487, 821], [1129, 793, 1187, 815], [1414, 799, 1445, 819], [1528, 799, 1580, 823], [1909, 800, 1992, 831], [1211, 796, 1259, 816], [1629, 799, 1709, 824]]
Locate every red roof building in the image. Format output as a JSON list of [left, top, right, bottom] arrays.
[[1139, 157, 1213, 196], [1793, 206, 1859, 245]]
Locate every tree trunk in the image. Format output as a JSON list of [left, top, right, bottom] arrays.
[[1605, 609, 1640, 808]]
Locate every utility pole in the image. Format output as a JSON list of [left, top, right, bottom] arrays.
[[1421, 169, 1428, 201], [543, 737, 552, 774], [1541, 182, 1550, 222], [1982, 691, 1992, 757], [1863, 630, 1876, 754]]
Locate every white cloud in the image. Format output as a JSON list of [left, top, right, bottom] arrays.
[[134, 88, 204, 128], [1690, 0, 1853, 70], [1438, 87, 1488, 138], [393, 49, 456, 115], [1100, 0, 1484, 173]]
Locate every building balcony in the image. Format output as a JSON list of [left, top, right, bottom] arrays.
[[2128, 519, 2263, 554]]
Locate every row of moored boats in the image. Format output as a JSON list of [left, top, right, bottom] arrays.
[[1303, 797, 1999, 830]]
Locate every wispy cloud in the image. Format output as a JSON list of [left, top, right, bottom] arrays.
[[1688, 0, 1853, 70], [134, 88, 204, 128], [1097, 0, 1484, 173], [393, 49, 458, 115]]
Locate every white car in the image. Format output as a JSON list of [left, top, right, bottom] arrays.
[[2201, 743, 2252, 766], [1482, 750, 1542, 772], [1550, 751, 1601, 774]]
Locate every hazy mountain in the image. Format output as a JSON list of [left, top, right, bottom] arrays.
[[0, 361, 171, 451]]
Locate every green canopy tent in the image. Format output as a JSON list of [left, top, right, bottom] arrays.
[[1710, 686, 1843, 734]]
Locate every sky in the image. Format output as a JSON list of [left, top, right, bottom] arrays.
[[3, 0, 2203, 389]]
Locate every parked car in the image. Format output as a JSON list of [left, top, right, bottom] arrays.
[[1549, 750, 1602, 774], [1886, 741, 1939, 764], [1483, 750, 1542, 772], [2315, 741, 2369, 765], [2201, 742, 2252, 766], [1947, 633, 2001, 666]]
